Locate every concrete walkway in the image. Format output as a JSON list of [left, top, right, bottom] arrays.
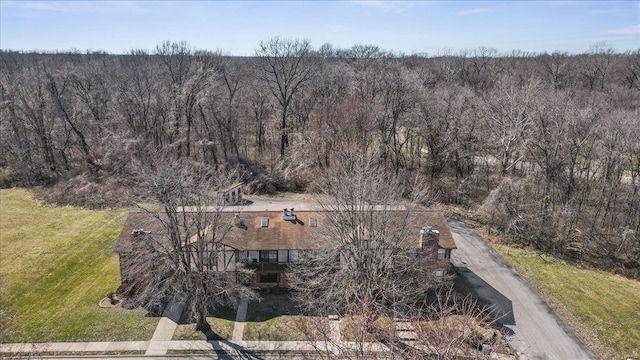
[[0, 340, 311, 356], [145, 301, 184, 356], [0, 300, 351, 358], [0, 340, 389, 358], [0, 341, 150, 354], [329, 316, 341, 344], [231, 299, 248, 341]]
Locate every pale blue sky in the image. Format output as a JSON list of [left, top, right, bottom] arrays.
[[1, 0, 638, 55]]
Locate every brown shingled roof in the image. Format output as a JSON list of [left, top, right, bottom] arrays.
[[114, 212, 169, 253], [115, 209, 456, 253]]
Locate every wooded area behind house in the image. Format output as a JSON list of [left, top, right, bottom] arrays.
[[1, 40, 638, 277]]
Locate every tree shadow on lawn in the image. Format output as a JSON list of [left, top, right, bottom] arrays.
[[176, 305, 237, 340], [244, 290, 334, 342], [246, 290, 301, 322], [205, 341, 265, 360]]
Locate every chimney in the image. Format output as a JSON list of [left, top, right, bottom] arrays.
[[282, 208, 297, 221], [233, 213, 243, 227], [419, 225, 439, 249]]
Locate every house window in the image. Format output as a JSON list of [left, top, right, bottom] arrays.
[[247, 250, 259, 262], [437, 248, 446, 261], [435, 270, 444, 283], [277, 250, 289, 263], [310, 217, 317, 227], [260, 273, 278, 283], [260, 250, 278, 263], [261, 217, 269, 228]]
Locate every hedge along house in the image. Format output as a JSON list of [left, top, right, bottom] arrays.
[[114, 206, 457, 291]]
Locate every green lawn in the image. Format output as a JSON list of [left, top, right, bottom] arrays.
[[244, 315, 320, 341], [0, 188, 158, 343], [173, 318, 235, 340], [491, 243, 640, 359]]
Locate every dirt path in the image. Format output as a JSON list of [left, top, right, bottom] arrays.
[[448, 219, 596, 360]]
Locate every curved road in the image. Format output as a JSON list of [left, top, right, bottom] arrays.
[[448, 220, 596, 360]]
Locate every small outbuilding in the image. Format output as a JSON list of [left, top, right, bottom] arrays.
[[217, 182, 243, 206]]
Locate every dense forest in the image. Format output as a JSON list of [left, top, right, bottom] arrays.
[[1, 40, 638, 277]]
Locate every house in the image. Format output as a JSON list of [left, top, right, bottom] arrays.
[[217, 182, 243, 206], [114, 205, 456, 290]]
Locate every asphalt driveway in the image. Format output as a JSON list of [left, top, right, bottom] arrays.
[[448, 219, 596, 360]]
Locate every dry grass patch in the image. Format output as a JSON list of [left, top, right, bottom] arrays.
[[243, 291, 322, 341], [341, 315, 395, 342], [244, 315, 315, 341], [293, 316, 333, 341]]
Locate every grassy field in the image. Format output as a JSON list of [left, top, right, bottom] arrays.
[[488, 241, 640, 359], [0, 188, 158, 342]]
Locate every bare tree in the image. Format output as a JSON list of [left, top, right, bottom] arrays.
[[453, 47, 499, 90], [618, 49, 640, 90], [246, 78, 274, 157], [579, 43, 616, 91], [401, 288, 503, 360], [537, 51, 574, 90], [45, 64, 103, 176], [376, 61, 421, 176], [119, 160, 256, 331], [288, 150, 440, 323], [482, 76, 539, 175], [2, 62, 61, 181], [155, 41, 214, 159], [293, 278, 504, 359], [341, 44, 388, 61], [419, 84, 473, 178], [255, 37, 319, 160]]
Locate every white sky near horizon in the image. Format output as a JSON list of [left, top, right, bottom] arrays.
[[1, 0, 638, 55]]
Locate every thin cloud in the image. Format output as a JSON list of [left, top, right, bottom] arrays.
[[351, 1, 414, 12], [607, 24, 640, 35], [589, 9, 620, 16], [551, 1, 578, 4], [1, 1, 64, 11], [1, 1, 148, 14], [457, 7, 491, 16]]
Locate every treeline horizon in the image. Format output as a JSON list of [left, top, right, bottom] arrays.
[[1, 40, 638, 59], [1, 39, 638, 277]]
